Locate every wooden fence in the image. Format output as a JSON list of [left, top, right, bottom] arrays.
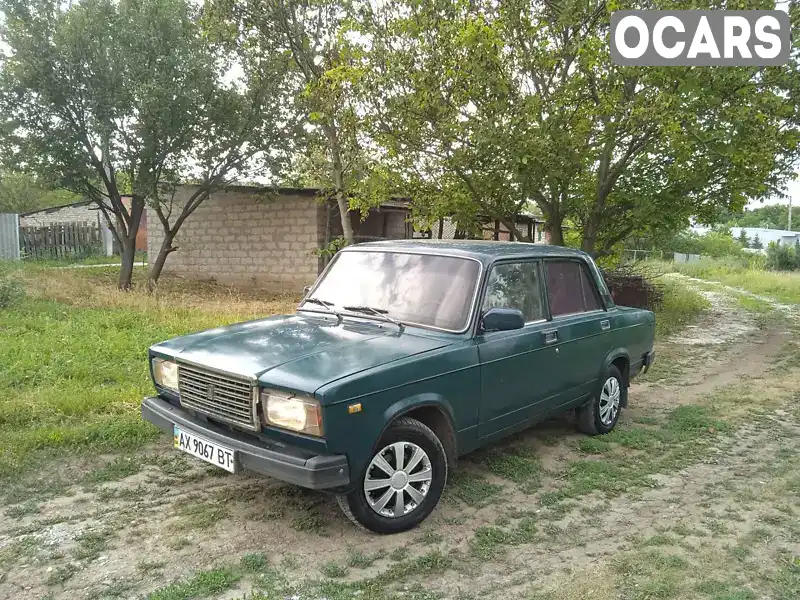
[[19, 222, 102, 260]]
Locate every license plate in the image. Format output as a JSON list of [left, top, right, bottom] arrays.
[[173, 426, 236, 473]]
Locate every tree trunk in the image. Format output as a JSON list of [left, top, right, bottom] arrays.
[[323, 123, 354, 245], [334, 189, 354, 244], [581, 191, 608, 257], [546, 220, 565, 247], [581, 220, 599, 255], [536, 201, 565, 247], [118, 236, 137, 290], [148, 231, 175, 291]]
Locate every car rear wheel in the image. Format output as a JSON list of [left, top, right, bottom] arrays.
[[577, 364, 625, 435], [336, 417, 448, 534]]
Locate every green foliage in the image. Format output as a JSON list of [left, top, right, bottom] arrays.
[[0, 171, 80, 214], [670, 258, 800, 305], [0, 0, 291, 288], [648, 229, 746, 259], [356, 0, 800, 255], [0, 273, 25, 309], [736, 229, 750, 248], [726, 204, 798, 232], [654, 280, 711, 339], [313, 236, 348, 259], [206, 0, 381, 244], [766, 242, 800, 272], [751, 234, 763, 250]]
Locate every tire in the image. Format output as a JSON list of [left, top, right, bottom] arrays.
[[577, 364, 625, 436], [337, 417, 448, 534]]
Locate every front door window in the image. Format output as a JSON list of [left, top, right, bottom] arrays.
[[482, 262, 544, 322]]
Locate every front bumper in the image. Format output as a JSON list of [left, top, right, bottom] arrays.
[[142, 396, 350, 490]]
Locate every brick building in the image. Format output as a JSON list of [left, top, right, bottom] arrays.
[[147, 185, 411, 291]]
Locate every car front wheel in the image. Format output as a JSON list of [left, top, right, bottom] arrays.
[[336, 417, 448, 534], [577, 364, 625, 435]]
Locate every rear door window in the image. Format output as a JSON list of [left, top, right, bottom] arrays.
[[545, 260, 604, 317]]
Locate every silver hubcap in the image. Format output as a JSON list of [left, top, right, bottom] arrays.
[[599, 376, 621, 425], [364, 442, 432, 518]]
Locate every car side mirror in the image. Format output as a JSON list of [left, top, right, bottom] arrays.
[[481, 307, 525, 332], [302, 285, 311, 298]]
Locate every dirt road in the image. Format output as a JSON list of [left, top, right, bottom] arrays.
[[2, 281, 798, 600]]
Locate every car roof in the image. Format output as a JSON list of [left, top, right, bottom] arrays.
[[343, 239, 590, 264]]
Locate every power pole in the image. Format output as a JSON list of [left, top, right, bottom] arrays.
[[789, 195, 793, 231]]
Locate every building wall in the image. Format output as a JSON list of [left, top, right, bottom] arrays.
[[20, 202, 99, 227], [730, 227, 800, 247], [147, 186, 324, 291]]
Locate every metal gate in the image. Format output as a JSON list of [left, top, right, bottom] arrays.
[[0, 213, 20, 260]]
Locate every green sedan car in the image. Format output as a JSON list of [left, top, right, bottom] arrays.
[[142, 240, 655, 533]]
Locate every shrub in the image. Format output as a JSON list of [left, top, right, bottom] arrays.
[[0, 275, 25, 308], [765, 242, 799, 272], [645, 229, 745, 260]]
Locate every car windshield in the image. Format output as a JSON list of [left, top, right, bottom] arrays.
[[303, 251, 481, 332]]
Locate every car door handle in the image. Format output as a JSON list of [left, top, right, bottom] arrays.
[[543, 330, 558, 344], [600, 320, 610, 331]]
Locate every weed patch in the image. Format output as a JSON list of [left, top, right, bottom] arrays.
[[475, 445, 544, 490], [470, 518, 537, 559], [146, 567, 240, 600], [83, 457, 141, 486], [655, 279, 711, 338], [447, 471, 503, 507]]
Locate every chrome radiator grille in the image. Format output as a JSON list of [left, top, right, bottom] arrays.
[[177, 364, 257, 431]]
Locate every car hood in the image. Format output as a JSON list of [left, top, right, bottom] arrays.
[[150, 314, 451, 396]]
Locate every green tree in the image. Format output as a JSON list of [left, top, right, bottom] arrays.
[[737, 229, 750, 248], [359, 0, 799, 256], [751, 234, 764, 250], [0, 171, 80, 214], [765, 241, 796, 271], [0, 0, 290, 288], [727, 204, 798, 231], [794, 239, 800, 270], [207, 0, 384, 246]]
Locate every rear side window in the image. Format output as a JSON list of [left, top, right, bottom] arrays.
[[545, 260, 603, 316], [482, 262, 545, 322]]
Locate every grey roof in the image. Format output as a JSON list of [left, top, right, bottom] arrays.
[[345, 239, 589, 263]]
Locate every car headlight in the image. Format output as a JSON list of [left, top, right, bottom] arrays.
[[152, 358, 179, 392], [261, 390, 323, 437]]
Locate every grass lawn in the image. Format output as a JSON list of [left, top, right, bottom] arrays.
[[0, 264, 297, 477], [655, 258, 800, 305], [0, 263, 705, 478], [23, 250, 148, 267]]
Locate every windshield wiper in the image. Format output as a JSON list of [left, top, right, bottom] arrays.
[[301, 297, 342, 323], [343, 305, 404, 331]]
